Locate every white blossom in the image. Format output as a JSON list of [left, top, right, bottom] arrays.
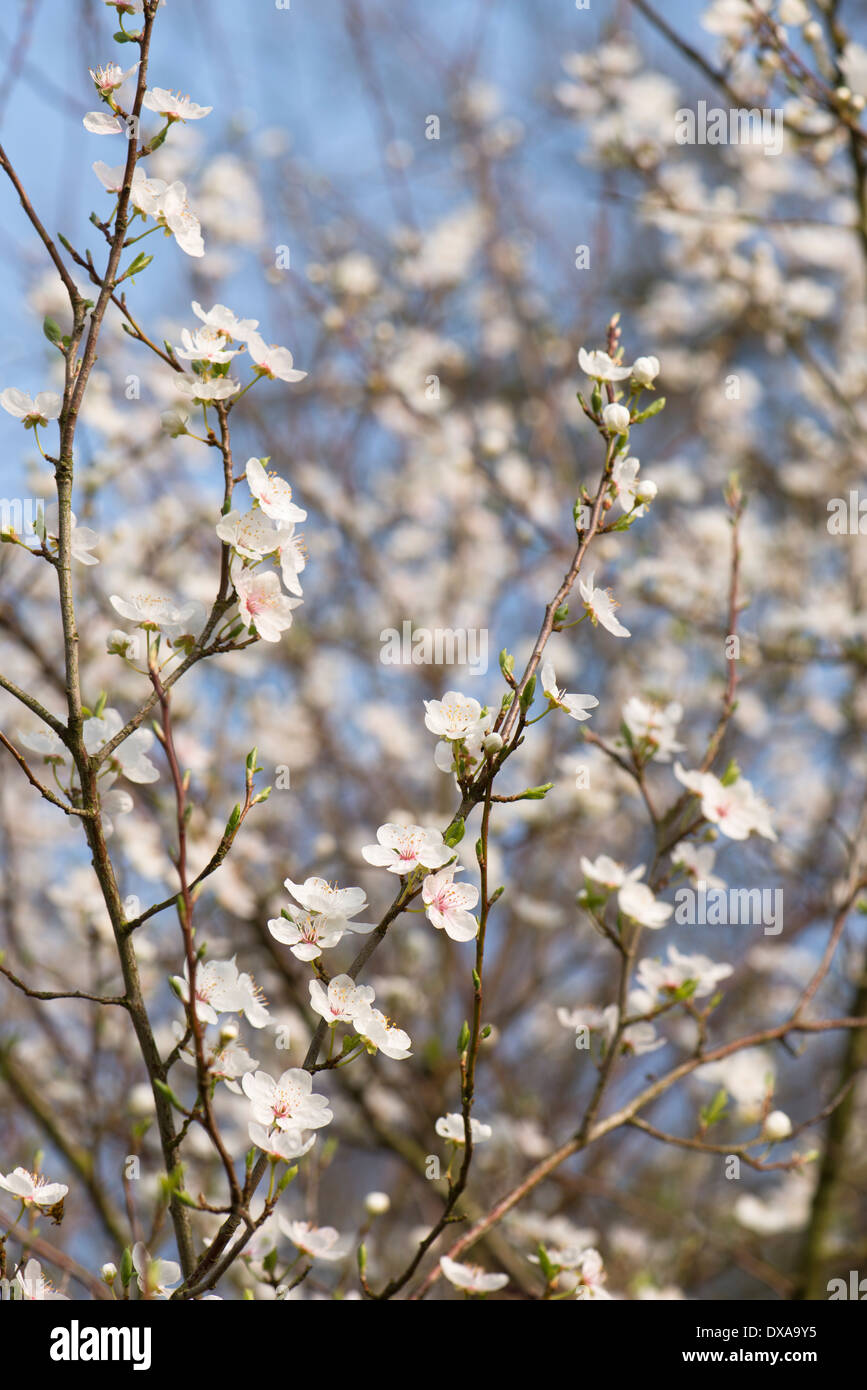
[[1, 387, 61, 426], [440, 1256, 508, 1294], [540, 660, 598, 721], [578, 571, 630, 637], [435, 1113, 492, 1144], [421, 866, 480, 941], [362, 823, 451, 875], [578, 347, 632, 381]]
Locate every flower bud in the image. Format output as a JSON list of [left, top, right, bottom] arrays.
[[635, 480, 658, 503], [482, 732, 504, 754], [602, 402, 630, 434], [763, 1109, 792, 1141], [779, 0, 808, 20], [219, 1021, 239, 1044], [128, 1082, 156, 1116], [631, 355, 660, 386], [100, 1263, 118, 1284], [364, 1191, 391, 1215], [107, 628, 134, 657], [161, 409, 189, 437]]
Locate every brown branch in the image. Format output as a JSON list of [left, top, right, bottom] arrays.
[[0, 731, 91, 817]]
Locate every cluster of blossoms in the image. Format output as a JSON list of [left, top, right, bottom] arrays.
[[674, 764, 777, 841], [86, 63, 213, 256], [169, 299, 308, 407], [268, 877, 374, 960], [580, 854, 673, 929], [18, 706, 157, 832], [361, 823, 481, 941], [220, 457, 307, 643], [308, 974, 412, 1060]]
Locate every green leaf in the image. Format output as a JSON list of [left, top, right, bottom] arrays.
[[499, 648, 514, 679], [700, 1087, 729, 1130], [43, 316, 63, 346], [536, 1243, 558, 1281], [153, 1079, 185, 1114], [519, 674, 536, 711], [120, 1247, 134, 1287], [444, 817, 465, 847], [631, 396, 666, 423], [720, 759, 740, 787], [671, 978, 698, 1002], [457, 1020, 470, 1053], [515, 783, 553, 800], [123, 252, 153, 280]]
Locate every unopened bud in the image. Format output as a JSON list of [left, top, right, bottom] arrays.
[[631, 355, 660, 386], [364, 1191, 391, 1215], [763, 1110, 792, 1141], [602, 402, 630, 434]]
